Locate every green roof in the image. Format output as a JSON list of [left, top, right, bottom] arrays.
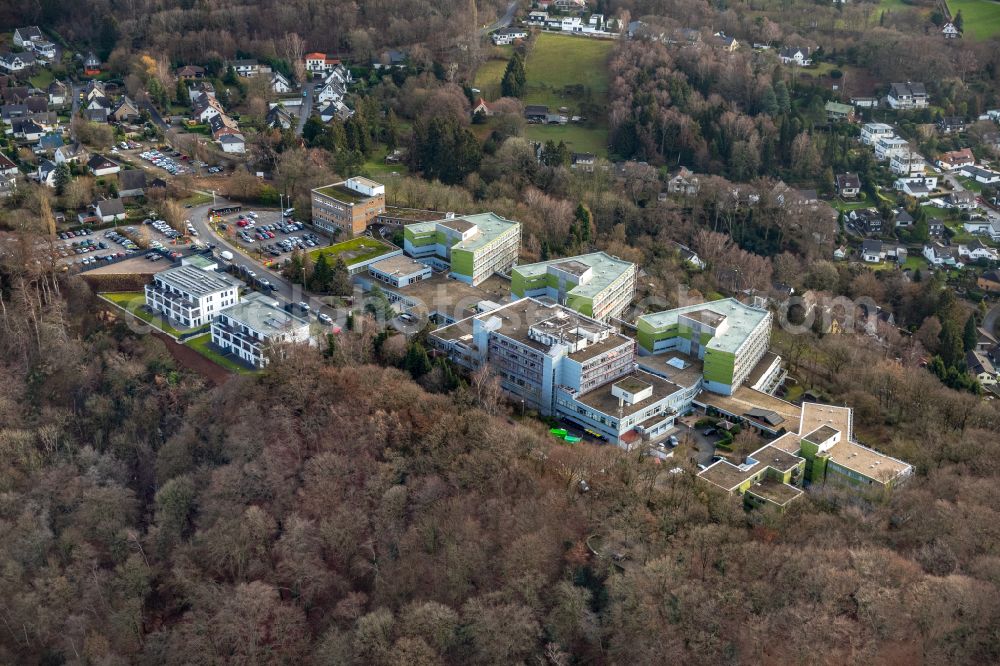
[[825, 101, 853, 114], [512, 252, 634, 300], [313, 184, 371, 204], [408, 212, 519, 254], [638, 298, 770, 354]]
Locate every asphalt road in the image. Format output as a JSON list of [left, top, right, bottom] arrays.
[[480, 0, 519, 36], [141, 99, 170, 133], [296, 85, 313, 137], [186, 199, 346, 325]]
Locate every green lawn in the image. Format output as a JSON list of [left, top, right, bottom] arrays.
[[947, 0, 1000, 39], [100, 291, 206, 338], [903, 255, 929, 271], [308, 236, 396, 268], [473, 32, 614, 157], [958, 177, 984, 192], [524, 123, 609, 155], [29, 69, 54, 89], [181, 191, 213, 206], [361, 146, 405, 178], [186, 333, 256, 374]]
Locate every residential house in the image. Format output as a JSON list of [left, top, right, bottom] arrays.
[[0, 153, 18, 176], [0, 86, 30, 104], [35, 159, 57, 187], [187, 81, 215, 102], [963, 219, 1000, 241], [219, 134, 246, 154], [318, 101, 353, 122], [192, 93, 225, 123], [13, 27, 43, 47], [322, 64, 352, 87], [778, 46, 812, 66], [110, 96, 140, 123], [83, 52, 101, 74], [492, 27, 529, 45], [83, 79, 107, 102], [890, 151, 925, 176], [875, 135, 910, 161], [851, 96, 880, 108], [825, 101, 855, 121], [673, 241, 706, 268], [37, 133, 63, 155], [208, 113, 240, 140], [527, 11, 549, 25], [304, 53, 343, 74], [87, 154, 121, 177], [836, 172, 861, 198], [942, 22, 960, 38], [850, 208, 883, 234], [713, 32, 739, 52], [571, 152, 596, 172], [833, 245, 848, 260], [667, 167, 700, 196], [270, 71, 292, 94], [83, 107, 108, 124], [949, 190, 977, 209], [315, 81, 346, 105], [923, 242, 963, 268], [54, 143, 87, 165], [937, 116, 966, 134], [47, 80, 69, 106], [176, 65, 205, 79], [893, 209, 914, 228], [11, 118, 46, 142], [553, 0, 586, 9], [84, 95, 112, 113], [28, 41, 56, 60], [966, 350, 997, 385], [95, 198, 126, 223], [860, 122, 894, 146], [265, 105, 294, 130], [928, 218, 945, 237], [117, 170, 146, 198], [887, 82, 928, 110], [959, 165, 1000, 185], [861, 239, 885, 263], [472, 98, 494, 118], [936, 147, 975, 170], [894, 176, 937, 198], [978, 270, 1000, 293], [372, 50, 407, 70], [666, 28, 702, 45], [230, 59, 269, 78], [958, 239, 999, 262], [0, 52, 36, 72]]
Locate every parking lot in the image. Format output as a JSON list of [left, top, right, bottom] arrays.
[[215, 209, 328, 262]]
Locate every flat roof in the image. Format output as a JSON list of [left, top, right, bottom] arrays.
[[513, 252, 635, 301], [438, 217, 477, 233], [635, 350, 705, 390], [155, 264, 239, 297], [575, 370, 682, 418], [313, 182, 375, 204], [698, 443, 803, 491], [348, 176, 382, 189], [695, 387, 801, 431], [370, 254, 429, 278], [408, 212, 519, 254], [387, 273, 497, 319], [745, 351, 780, 386], [638, 298, 770, 354], [219, 293, 308, 336], [748, 479, 804, 506], [799, 402, 852, 438], [798, 402, 910, 482]]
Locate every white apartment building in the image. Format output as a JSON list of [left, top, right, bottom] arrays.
[[874, 136, 910, 161], [211, 293, 310, 368], [890, 152, 925, 176], [859, 122, 894, 146], [144, 265, 241, 329]]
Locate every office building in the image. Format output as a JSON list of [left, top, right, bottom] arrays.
[[311, 177, 386, 237], [368, 255, 433, 288]]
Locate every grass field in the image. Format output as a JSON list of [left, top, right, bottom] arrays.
[[308, 236, 396, 268], [100, 292, 206, 338], [186, 334, 256, 374], [474, 33, 613, 156], [29, 69, 54, 89], [473, 46, 513, 99], [946, 0, 1000, 39]]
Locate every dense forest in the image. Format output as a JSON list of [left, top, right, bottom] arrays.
[[3, 229, 1000, 664]]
